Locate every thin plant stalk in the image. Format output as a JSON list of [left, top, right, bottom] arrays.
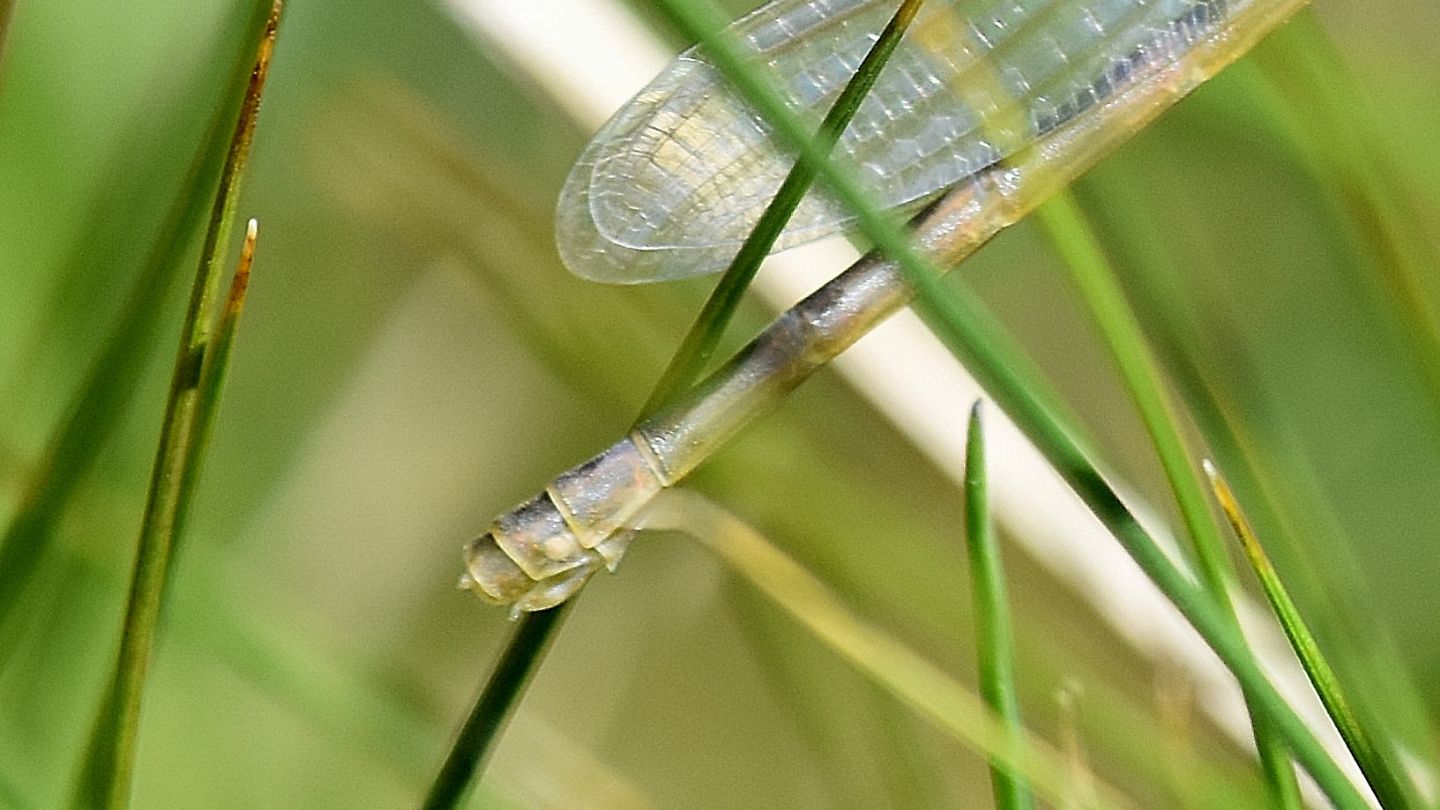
[[1206, 461, 1414, 809], [962, 403, 1035, 810], [1033, 192, 1301, 808], [1071, 144, 1440, 761], [171, 218, 259, 562], [1250, 13, 1440, 425], [421, 5, 926, 807], [640, 488, 1132, 810], [72, 5, 281, 806], [421, 604, 570, 810], [648, 1, 1366, 806], [0, 0, 277, 670], [637, 0, 925, 419]]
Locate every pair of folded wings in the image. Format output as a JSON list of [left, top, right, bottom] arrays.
[[556, 0, 1222, 283]]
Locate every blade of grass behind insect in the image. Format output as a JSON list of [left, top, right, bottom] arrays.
[[420, 603, 569, 810], [166, 218, 258, 576], [962, 403, 1035, 810], [1033, 191, 1302, 809], [636, 0, 924, 419], [72, 5, 280, 806], [1206, 462, 1414, 809], [642, 488, 1133, 809], [421, 6, 925, 808], [649, 0, 1366, 805], [0, 0, 276, 670], [1242, 13, 1440, 428], [1069, 147, 1440, 766]]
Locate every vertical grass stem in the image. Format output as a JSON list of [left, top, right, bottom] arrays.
[[0, 0, 277, 671], [963, 403, 1035, 810], [1206, 461, 1413, 809], [71, 5, 281, 806]]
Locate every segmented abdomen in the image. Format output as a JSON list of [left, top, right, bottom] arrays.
[[461, 436, 666, 613]]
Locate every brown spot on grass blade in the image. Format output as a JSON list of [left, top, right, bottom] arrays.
[[1204, 459, 1414, 810], [176, 217, 259, 540], [227, 218, 258, 315], [183, 2, 279, 356]]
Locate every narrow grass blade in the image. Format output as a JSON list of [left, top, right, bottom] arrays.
[[637, 0, 925, 420], [168, 218, 258, 564], [1206, 461, 1414, 809], [424, 6, 925, 806], [1248, 13, 1440, 427], [420, 604, 569, 810], [0, 0, 277, 667], [1071, 143, 1440, 765], [642, 488, 1132, 810], [648, 1, 1366, 806], [962, 403, 1035, 810], [72, 6, 281, 807], [1033, 192, 1302, 808]]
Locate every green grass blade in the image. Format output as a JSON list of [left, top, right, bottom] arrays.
[[1033, 192, 1302, 809], [647, 1, 1366, 806], [71, 7, 280, 806], [0, 0, 277, 668], [423, 6, 925, 806], [168, 218, 258, 565], [1206, 461, 1415, 809], [643, 489, 1132, 810], [636, 0, 924, 420], [420, 604, 570, 810], [1069, 125, 1440, 766], [1247, 13, 1440, 425], [962, 403, 1035, 810]]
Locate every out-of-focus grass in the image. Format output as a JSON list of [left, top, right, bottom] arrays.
[[0, 0, 1436, 807]]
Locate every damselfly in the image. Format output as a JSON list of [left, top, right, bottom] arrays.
[[461, 0, 1310, 611]]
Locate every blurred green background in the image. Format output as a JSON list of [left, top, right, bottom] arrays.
[[0, 0, 1437, 806]]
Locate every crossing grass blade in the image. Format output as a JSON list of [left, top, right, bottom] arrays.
[[71, 5, 281, 806], [0, 0, 278, 671], [642, 488, 1133, 809], [1246, 13, 1440, 428], [647, 0, 1367, 806], [1033, 191, 1302, 808], [170, 218, 258, 563], [419, 603, 569, 810], [420, 3, 927, 807], [1206, 460, 1414, 809], [1064, 71, 1440, 765], [636, 0, 925, 420], [962, 403, 1035, 810]]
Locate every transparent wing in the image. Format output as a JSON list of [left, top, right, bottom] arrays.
[[558, 0, 1219, 283]]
